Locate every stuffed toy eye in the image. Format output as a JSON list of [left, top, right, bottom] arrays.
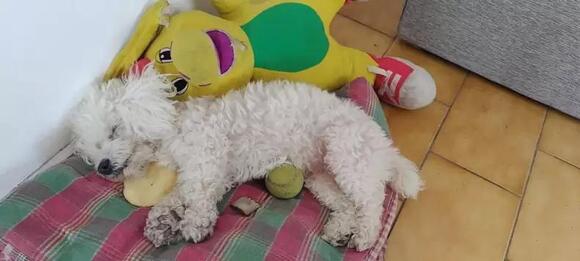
[[172, 78, 188, 95], [158, 48, 172, 63]]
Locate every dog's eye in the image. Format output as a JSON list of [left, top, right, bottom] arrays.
[[158, 48, 172, 63], [172, 78, 189, 95], [84, 157, 93, 166], [109, 125, 118, 139]]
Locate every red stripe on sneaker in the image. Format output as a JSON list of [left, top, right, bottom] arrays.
[[386, 71, 403, 105], [369, 56, 415, 107], [391, 74, 403, 105], [385, 72, 395, 90]]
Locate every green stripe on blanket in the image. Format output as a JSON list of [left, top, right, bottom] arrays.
[[0, 165, 80, 231]]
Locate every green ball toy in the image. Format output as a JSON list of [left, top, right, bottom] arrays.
[[265, 164, 304, 199]]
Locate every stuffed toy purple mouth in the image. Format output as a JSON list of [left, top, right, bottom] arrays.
[[207, 30, 234, 74]]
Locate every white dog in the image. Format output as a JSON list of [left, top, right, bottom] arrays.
[[71, 67, 422, 251]]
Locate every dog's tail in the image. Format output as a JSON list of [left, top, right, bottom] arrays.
[[390, 155, 423, 199]]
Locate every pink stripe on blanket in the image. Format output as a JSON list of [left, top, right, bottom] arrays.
[[344, 187, 399, 261], [367, 189, 399, 261], [347, 77, 374, 112], [300, 205, 329, 260], [124, 233, 155, 261], [177, 183, 269, 261], [264, 191, 323, 260], [2, 173, 115, 260], [92, 208, 150, 261]]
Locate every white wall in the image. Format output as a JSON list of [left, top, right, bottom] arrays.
[[0, 0, 154, 198], [0, 0, 217, 199]]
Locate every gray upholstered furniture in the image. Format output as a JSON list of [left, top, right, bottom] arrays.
[[398, 0, 580, 118]]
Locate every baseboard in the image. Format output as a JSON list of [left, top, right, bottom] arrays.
[[0, 142, 75, 201], [29, 142, 76, 179]]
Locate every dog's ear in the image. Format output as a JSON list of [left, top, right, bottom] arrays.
[[70, 79, 119, 145], [114, 66, 177, 140]]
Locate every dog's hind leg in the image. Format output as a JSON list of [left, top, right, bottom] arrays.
[[321, 123, 391, 251], [305, 165, 356, 247]]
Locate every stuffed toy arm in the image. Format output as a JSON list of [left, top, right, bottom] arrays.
[[213, 0, 248, 15], [104, 0, 169, 80], [165, 0, 196, 15]]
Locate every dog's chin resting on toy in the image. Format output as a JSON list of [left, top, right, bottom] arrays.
[[71, 67, 423, 251]]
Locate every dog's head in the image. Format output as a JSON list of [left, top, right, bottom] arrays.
[[71, 66, 177, 180]]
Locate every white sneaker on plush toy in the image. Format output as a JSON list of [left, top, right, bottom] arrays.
[[368, 56, 436, 110]]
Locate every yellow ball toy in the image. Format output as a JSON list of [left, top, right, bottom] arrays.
[[265, 164, 304, 199], [123, 163, 177, 207]]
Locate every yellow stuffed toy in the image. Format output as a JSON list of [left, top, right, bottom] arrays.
[[105, 0, 436, 109], [106, 0, 436, 206]]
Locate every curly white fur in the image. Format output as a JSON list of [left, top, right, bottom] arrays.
[[71, 67, 422, 251]]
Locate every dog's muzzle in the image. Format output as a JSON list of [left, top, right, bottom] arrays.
[[97, 159, 113, 175], [97, 159, 125, 176]]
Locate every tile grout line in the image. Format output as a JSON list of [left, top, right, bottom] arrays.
[[501, 108, 549, 261], [337, 14, 396, 39], [334, 14, 394, 56], [385, 99, 449, 237], [535, 109, 580, 169], [424, 72, 469, 157], [430, 151, 521, 197], [383, 36, 398, 55], [425, 72, 528, 198], [387, 72, 469, 237], [538, 149, 580, 170], [382, 37, 395, 57]]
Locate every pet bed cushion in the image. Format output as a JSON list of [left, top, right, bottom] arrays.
[[0, 78, 400, 261]]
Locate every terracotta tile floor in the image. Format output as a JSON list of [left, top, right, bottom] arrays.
[[333, 3, 580, 260]]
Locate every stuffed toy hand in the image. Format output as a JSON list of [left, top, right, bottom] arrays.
[[123, 163, 177, 207], [105, 0, 436, 109]]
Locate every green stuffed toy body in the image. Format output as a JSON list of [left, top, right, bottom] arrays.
[[105, 0, 436, 109]]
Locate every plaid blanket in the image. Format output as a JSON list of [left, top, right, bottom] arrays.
[[0, 78, 400, 261]]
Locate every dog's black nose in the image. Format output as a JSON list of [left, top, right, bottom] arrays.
[[97, 159, 113, 175]]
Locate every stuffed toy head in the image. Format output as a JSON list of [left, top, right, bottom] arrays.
[[105, 1, 254, 100]]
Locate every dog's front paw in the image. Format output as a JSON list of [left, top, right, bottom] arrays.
[[178, 207, 218, 243], [144, 205, 186, 247], [347, 211, 382, 251], [321, 213, 354, 247], [347, 228, 379, 251]]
